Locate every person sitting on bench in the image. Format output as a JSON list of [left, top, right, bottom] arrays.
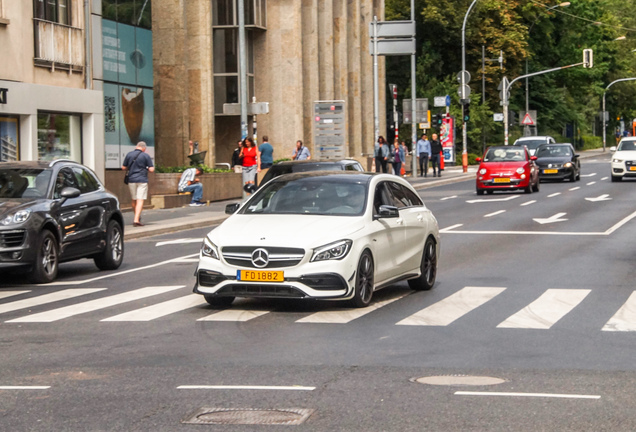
[[178, 166, 204, 206]]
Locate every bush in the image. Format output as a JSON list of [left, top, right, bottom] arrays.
[[579, 135, 602, 150], [155, 165, 232, 174]]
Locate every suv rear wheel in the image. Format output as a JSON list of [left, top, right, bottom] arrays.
[[94, 220, 124, 270]]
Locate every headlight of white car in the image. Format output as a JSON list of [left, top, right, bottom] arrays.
[[612, 158, 623, 163], [516, 167, 525, 174], [201, 236, 219, 260], [0, 210, 31, 226], [311, 240, 352, 262]]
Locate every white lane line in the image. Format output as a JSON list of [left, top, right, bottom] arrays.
[[156, 238, 203, 247], [440, 195, 458, 201], [484, 210, 506, 218], [603, 291, 636, 331], [0, 386, 51, 390], [466, 196, 520, 204], [296, 292, 408, 324], [172, 258, 199, 263], [396, 287, 506, 326], [440, 224, 463, 232], [0, 291, 30, 300], [520, 200, 536, 206], [455, 391, 600, 400], [569, 187, 580, 191], [587, 181, 596, 186], [0, 289, 106, 315], [547, 192, 561, 198], [6, 286, 184, 323], [102, 294, 206, 322], [581, 173, 597, 178], [601, 176, 609, 181], [198, 309, 271, 322], [177, 385, 315, 391], [45, 254, 199, 286], [497, 289, 591, 329]]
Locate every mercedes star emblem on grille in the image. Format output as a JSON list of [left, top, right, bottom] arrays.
[[251, 248, 270, 268]]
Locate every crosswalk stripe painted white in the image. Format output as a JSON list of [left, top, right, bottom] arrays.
[[603, 291, 636, 331], [296, 292, 409, 324], [0, 291, 30, 301], [497, 289, 590, 329], [396, 287, 506, 326], [198, 309, 271, 322], [6, 286, 184, 323], [102, 294, 206, 322], [0, 289, 105, 315]]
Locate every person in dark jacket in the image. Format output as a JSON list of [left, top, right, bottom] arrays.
[[430, 133, 443, 177], [122, 141, 155, 226]]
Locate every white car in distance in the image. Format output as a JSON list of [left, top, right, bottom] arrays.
[[610, 137, 636, 182], [194, 172, 440, 308]]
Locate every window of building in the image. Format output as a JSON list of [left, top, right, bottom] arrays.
[[213, 0, 266, 28], [0, 116, 20, 162], [37, 113, 82, 163], [102, 0, 152, 29], [34, 0, 71, 25]]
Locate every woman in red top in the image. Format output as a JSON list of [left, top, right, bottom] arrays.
[[239, 137, 261, 192]]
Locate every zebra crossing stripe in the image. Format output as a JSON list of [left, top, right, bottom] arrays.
[[198, 309, 270, 322], [5, 286, 185, 323], [603, 291, 636, 331], [101, 294, 206, 322], [0, 289, 105, 315], [0, 291, 30, 301], [396, 287, 506, 326], [296, 292, 409, 324], [497, 289, 591, 329]]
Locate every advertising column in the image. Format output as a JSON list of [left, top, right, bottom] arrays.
[[440, 116, 455, 164]]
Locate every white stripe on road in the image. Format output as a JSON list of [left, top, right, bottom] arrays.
[[440, 195, 457, 201], [484, 210, 506, 218], [396, 287, 506, 326], [547, 193, 561, 198], [177, 385, 315, 391], [497, 289, 591, 329], [601, 177, 609, 181], [569, 187, 580, 191], [587, 181, 596, 186], [603, 291, 636, 331], [0, 291, 30, 300], [155, 238, 203, 247], [171, 258, 199, 263], [6, 286, 184, 323], [455, 391, 600, 400], [102, 294, 206, 322], [296, 292, 408, 324], [581, 173, 597, 178], [440, 224, 463, 233], [198, 309, 271, 322], [0, 289, 105, 315], [520, 200, 536, 206], [0, 386, 51, 390]]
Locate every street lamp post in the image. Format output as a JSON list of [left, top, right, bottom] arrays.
[[602, 78, 636, 151], [461, 0, 478, 173]]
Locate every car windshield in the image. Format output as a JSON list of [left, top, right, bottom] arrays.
[[0, 168, 52, 199], [516, 139, 546, 149], [618, 141, 636, 151], [483, 148, 527, 162], [261, 163, 343, 185], [536, 146, 572, 157], [241, 176, 368, 216]]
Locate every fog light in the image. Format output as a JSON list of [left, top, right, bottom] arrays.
[[11, 252, 21, 259], [520, 174, 526, 179]]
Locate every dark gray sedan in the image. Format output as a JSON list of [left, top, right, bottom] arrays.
[[535, 143, 581, 182]]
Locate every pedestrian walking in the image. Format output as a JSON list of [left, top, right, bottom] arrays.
[[178, 166, 205, 206], [430, 133, 442, 177], [400, 140, 409, 177], [292, 140, 311, 160], [259, 135, 274, 169], [122, 141, 154, 226], [374, 136, 389, 173], [231, 140, 243, 172], [416, 134, 431, 177], [392, 140, 402, 176], [240, 137, 261, 192]]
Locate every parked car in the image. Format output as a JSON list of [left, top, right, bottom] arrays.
[[610, 137, 636, 182], [513, 136, 556, 156], [534, 143, 580, 182], [258, 159, 364, 187], [475, 145, 540, 195], [0, 160, 124, 283], [194, 172, 439, 308]]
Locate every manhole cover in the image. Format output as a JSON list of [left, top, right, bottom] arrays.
[[414, 375, 506, 386], [182, 407, 314, 425]]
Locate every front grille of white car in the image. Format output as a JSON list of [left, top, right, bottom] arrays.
[[222, 246, 305, 269]]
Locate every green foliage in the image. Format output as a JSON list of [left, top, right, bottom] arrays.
[[155, 165, 232, 174]]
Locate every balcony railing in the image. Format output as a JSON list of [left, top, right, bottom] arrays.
[[33, 19, 84, 72]]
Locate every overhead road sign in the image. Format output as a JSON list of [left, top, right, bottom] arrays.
[[521, 111, 535, 126], [369, 21, 415, 38], [369, 38, 415, 56]]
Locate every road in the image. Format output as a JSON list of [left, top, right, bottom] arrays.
[[3, 153, 636, 431]]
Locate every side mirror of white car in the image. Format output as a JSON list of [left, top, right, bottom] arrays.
[[374, 205, 399, 219], [610, 146, 617, 152]]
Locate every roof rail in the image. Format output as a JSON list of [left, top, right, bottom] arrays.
[[48, 159, 76, 167]]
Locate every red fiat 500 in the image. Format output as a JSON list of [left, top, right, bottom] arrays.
[[475, 145, 540, 195]]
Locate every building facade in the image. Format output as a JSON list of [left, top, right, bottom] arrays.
[[0, 0, 105, 179], [153, 0, 386, 168]]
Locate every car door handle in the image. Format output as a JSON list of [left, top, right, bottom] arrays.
[[396, 218, 404, 225], [79, 205, 88, 209], [417, 215, 424, 221]]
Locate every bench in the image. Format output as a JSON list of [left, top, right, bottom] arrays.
[[150, 192, 192, 209]]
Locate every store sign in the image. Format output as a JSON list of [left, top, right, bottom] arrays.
[[0, 88, 7, 104]]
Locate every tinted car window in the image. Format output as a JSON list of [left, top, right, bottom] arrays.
[[536, 146, 572, 157], [618, 141, 636, 151], [484, 147, 527, 162], [515, 139, 548, 150], [0, 168, 51, 199], [373, 182, 394, 213], [72, 167, 100, 194], [54, 168, 79, 198]]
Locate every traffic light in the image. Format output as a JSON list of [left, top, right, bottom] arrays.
[[508, 110, 516, 127], [433, 112, 443, 126], [463, 104, 470, 122]]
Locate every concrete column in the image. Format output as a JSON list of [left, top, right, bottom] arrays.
[[347, 0, 362, 161], [301, 0, 319, 153], [317, 0, 334, 100]]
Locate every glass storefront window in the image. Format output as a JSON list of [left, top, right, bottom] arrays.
[[0, 116, 19, 162], [37, 113, 82, 162]]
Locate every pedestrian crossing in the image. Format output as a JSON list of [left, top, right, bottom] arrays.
[[2, 285, 636, 331]]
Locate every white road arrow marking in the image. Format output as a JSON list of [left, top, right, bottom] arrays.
[[580, 173, 596, 178], [466, 195, 520, 204], [585, 194, 611, 202], [533, 213, 568, 225]]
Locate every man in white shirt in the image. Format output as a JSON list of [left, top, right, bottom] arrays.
[[178, 167, 205, 206]]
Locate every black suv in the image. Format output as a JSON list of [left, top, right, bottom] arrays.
[[0, 160, 124, 283]]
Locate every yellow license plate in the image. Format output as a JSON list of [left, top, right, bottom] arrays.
[[544, 169, 558, 174], [493, 178, 510, 183], [630, 167, 636, 171], [237, 270, 284, 282]]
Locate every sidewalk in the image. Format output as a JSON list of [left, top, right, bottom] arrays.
[[123, 147, 608, 241]]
